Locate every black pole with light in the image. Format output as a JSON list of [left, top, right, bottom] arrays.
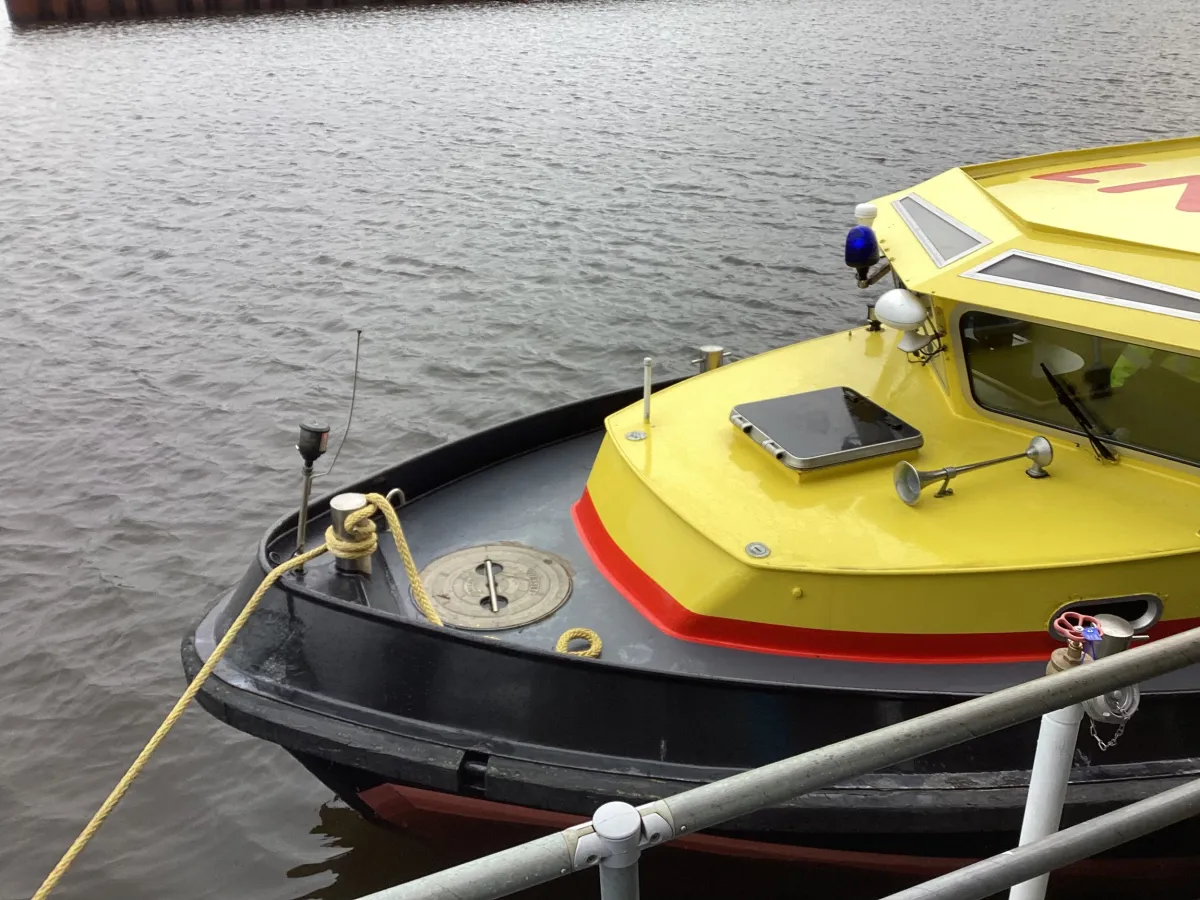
[[294, 422, 330, 571]]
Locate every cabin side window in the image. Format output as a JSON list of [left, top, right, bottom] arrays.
[[960, 311, 1200, 467]]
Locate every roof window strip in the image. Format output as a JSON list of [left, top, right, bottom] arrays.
[[891, 194, 989, 267], [963, 250, 1200, 322]]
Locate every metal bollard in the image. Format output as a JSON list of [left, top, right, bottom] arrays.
[[592, 802, 643, 900], [691, 345, 729, 373], [330, 492, 372, 576]]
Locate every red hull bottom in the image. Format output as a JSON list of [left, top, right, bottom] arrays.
[[362, 783, 952, 876], [358, 783, 1200, 889]]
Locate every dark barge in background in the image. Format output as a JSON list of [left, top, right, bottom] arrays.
[[186, 138, 1200, 878], [6, 0, 469, 28]]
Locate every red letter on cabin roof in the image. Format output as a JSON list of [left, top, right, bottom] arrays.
[[1032, 163, 1146, 183], [1098, 175, 1200, 213]]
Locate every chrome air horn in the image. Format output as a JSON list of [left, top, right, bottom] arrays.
[[893, 437, 1053, 506]]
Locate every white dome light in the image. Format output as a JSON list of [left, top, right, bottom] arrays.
[[855, 203, 878, 227], [874, 288, 927, 332]]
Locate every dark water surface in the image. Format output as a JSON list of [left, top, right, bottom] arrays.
[[1, 1, 1197, 897]]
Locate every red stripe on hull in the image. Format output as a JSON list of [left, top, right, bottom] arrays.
[[358, 783, 1200, 882], [360, 782, 958, 875], [571, 489, 1199, 663]]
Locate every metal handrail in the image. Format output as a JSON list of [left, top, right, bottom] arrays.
[[879, 775, 1200, 900], [358, 624, 1200, 900]]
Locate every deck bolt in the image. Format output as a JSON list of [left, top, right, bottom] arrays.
[[745, 542, 770, 558]]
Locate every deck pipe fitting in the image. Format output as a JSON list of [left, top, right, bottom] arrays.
[[330, 492, 372, 577], [1046, 641, 1083, 675], [1082, 614, 1141, 725], [1088, 613, 1136, 659]]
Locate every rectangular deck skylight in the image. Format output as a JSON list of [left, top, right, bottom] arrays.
[[964, 251, 1200, 322], [891, 194, 989, 267]]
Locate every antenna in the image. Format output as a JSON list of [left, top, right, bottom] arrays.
[[319, 328, 362, 479]]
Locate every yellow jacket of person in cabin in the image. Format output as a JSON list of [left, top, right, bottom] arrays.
[[1110, 345, 1200, 389]]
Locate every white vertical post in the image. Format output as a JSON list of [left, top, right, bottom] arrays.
[[642, 357, 653, 424], [593, 802, 642, 900], [1008, 703, 1084, 900]]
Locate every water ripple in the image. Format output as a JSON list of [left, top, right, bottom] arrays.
[[0, 0, 1196, 898]]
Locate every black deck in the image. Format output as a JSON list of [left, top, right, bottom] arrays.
[[270, 428, 1200, 696]]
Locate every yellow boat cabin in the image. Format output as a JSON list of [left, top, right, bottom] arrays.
[[576, 136, 1200, 663]]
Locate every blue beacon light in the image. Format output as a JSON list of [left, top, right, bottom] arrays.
[[845, 202, 882, 287], [845, 225, 880, 282]]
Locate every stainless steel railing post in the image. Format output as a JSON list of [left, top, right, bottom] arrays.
[[592, 802, 642, 900]]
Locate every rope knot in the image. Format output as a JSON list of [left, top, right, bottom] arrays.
[[324, 510, 378, 560]]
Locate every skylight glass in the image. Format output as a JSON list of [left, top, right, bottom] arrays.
[[891, 194, 988, 266], [965, 251, 1200, 321]]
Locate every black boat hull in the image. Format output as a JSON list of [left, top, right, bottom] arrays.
[[183, 623, 1200, 864], [183, 384, 1200, 871]]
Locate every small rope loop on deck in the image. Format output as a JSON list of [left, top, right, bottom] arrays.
[[555, 627, 602, 659]]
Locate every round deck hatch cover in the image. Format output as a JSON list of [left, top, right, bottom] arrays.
[[417, 543, 573, 630]]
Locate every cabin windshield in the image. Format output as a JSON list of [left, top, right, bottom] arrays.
[[960, 310, 1200, 467]]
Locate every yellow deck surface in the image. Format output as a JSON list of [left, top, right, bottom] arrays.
[[604, 330, 1200, 575]]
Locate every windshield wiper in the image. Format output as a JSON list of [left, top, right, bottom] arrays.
[[1040, 363, 1117, 462]]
